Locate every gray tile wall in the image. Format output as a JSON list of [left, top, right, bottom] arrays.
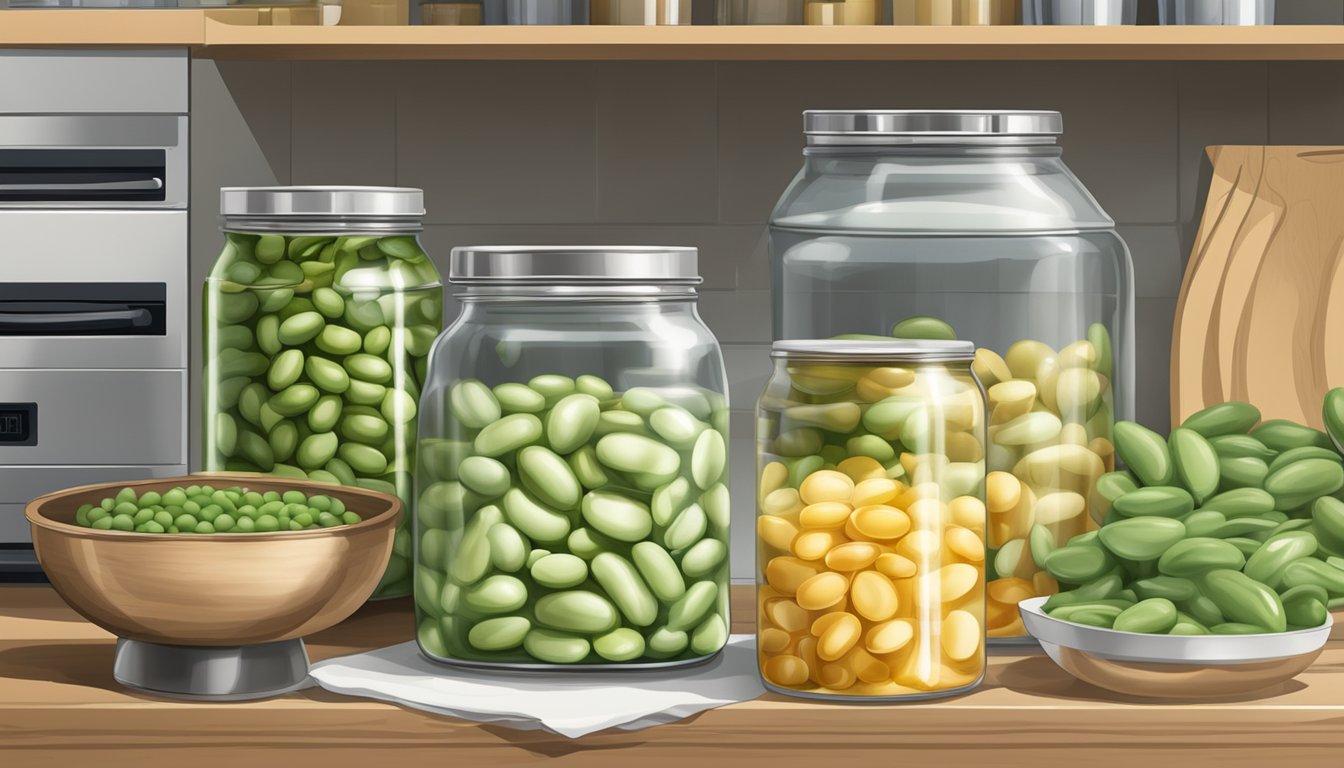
[[191, 57, 1339, 579]]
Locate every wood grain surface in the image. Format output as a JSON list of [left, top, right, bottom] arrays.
[[1173, 146, 1344, 429], [3, 585, 1344, 766]]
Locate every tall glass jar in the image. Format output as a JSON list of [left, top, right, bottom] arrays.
[[204, 187, 443, 599], [757, 339, 987, 700], [770, 110, 1135, 641], [415, 246, 731, 669]]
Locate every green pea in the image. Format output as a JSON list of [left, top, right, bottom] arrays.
[[581, 491, 653, 543], [523, 629, 590, 664], [890, 315, 957, 340], [1157, 538, 1245, 577], [381, 388, 417, 425], [701, 483, 730, 532], [775, 428, 823, 458], [487, 523, 529, 573], [236, 431, 275, 471], [304, 356, 350, 394], [1112, 486, 1194, 519], [1113, 421, 1175, 487], [1281, 584, 1330, 628], [1252, 419, 1333, 452], [465, 575, 529, 614], [646, 627, 689, 657], [594, 410, 647, 438], [1281, 557, 1344, 596], [503, 487, 570, 543], [269, 420, 298, 463], [341, 412, 390, 445], [575, 374, 614, 400], [1169, 427, 1220, 505], [860, 396, 922, 440], [1244, 531, 1318, 589], [691, 429, 727, 490], [690, 613, 728, 657], [665, 503, 707, 552], [546, 394, 602, 454], [1313, 496, 1344, 552], [567, 446, 609, 490], [345, 353, 392, 385], [475, 414, 542, 458], [338, 442, 389, 475], [1199, 569, 1286, 633], [218, 349, 269, 380], [312, 325, 360, 356], [345, 379, 387, 406], [1182, 401, 1261, 438], [631, 541, 686, 602], [1045, 545, 1116, 584], [296, 432, 339, 471], [312, 287, 345, 319], [568, 527, 621, 561], [307, 395, 343, 433], [651, 476, 692, 527], [534, 590, 618, 634], [468, 616, 531, 652], [1202, 487, 1276, 516], [1130, 575, 1197, 602], [680, 538, 727, 579], [845, 434, 897, 463], [595, 432, 680, 477], [343, 300, 386, 333], [215, 291, 260, 325], [528, 374, 575, 406], [1112, 598, 1178, 634], [591, 552, 659, 626], [458, 456, 512, 498], [518, 446, 581, 510], [1325, 387, 1344, 453], [494, 382, 546, 414], [530, 553, 588, 589], [1264, 458, 1344, 510], [267, 384, 318, 417], [666, 581, 717, 631], [593, 628, 646, 662], [274, 311, 322, 346], [1098, 516, 1185, 561]]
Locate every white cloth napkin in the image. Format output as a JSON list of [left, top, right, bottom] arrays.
[[308, 634, 764, 739]]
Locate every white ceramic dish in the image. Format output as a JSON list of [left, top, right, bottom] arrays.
[[1019, 596, 1331, 699]]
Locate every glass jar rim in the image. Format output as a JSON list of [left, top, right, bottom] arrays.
[[450, 246, 701, 285], [220, 186, 424, 232], [772, 338, 976, 363], [804, 109, 1062, 148]]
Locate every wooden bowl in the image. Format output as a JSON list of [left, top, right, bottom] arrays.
[[25, 473, 402, 647]]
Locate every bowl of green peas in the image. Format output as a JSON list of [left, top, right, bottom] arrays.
[[25, 473, 402, 648]]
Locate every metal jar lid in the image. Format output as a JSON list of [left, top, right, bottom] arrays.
[[772, 338, 976, 363], [804, 110, 1063, 146], [450, 246, 701, 285], [220, 186, 425, 231]]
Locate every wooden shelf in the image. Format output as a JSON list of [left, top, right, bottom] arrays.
[[3, 585, 1344, 767], [8, 11, 1344, 61]]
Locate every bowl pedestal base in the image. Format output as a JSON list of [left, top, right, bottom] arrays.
[[113, 637, 311, 701]]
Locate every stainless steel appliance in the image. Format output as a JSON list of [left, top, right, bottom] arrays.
[[0, 51, 189, 577]]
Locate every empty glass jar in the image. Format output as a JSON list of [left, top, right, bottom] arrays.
[[756, 339, 987, 700], [203, 187, 443, 600], [415, 246, 731, 669], [769, 110, 1135, 641]]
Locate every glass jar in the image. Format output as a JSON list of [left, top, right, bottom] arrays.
[[1024, 0, 1137, 24], [805, 0, 877, 24], [591, 0, 691, 23], [718, 0, 804, 24], [891, 0, 1018, 24], [482, 0, 588, 22], [415, 246, 731, 669], [769, 110, 1135, 641], [756, 339, 987, 700], [204, 187, 444, 599]]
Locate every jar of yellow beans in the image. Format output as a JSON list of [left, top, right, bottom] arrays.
[[756, 339, 987, 701]]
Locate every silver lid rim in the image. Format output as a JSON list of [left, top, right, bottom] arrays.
[[450, 245, 701, 285], [772, 338, 977, 363], [803, 110, 1064, 142], [220, 186, 426, 219]]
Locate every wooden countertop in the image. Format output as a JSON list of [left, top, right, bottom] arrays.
[[3, 584, 1344, 766], [11, 10, 1344, 61]]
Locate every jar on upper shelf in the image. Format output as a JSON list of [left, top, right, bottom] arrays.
[[768, 109, 1135, 641]]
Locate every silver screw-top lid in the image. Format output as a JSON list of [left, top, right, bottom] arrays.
[[804, 110, 1062, 146], [450, 246, 701, 285], [220, 186, 424, 230], [772, 339, 976, 363]]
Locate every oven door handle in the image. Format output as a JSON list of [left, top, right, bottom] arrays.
[[0, 178, 164, 192], [0, 308, 152, 332]]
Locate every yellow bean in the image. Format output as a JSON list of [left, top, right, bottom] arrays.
[[817, 663, 858, 690], [763, 655, 810, 687], [1058, 339, 1098, 369], [941, 610, 981, 662], [799, 501, 853, 529], [759, 461, 789, 506], [945, 526, 985, 562], [757, 515, 800, 552], [939, 563, 980, 603], [1059, 422, 1090, 447], [948, 496, 986, 533], [892, 637, 939, 690], [799, 470, 855, 505], [851, 505, 912, 540], [763, 487, 804, 517], [1004, 339, 1056, 380], [851, 570, 899, 621], [897, 529, 942, 562], [1055, 367, 1102, 419], [845, 647, 891, 684], [851, 478, 900, 507], [1033, 571, 1060, 596], [988, 576, 1035, 605], [906, 498, 947, 531], [987, 380, 1037, 422], [797, 636, 820, 682], [837, 456, 886, 483], [945, 431, 985, 463], [759, 627, 792, 654], [792, 529, 845, 561], [985, 471, 1021, 515], [796, 571, 850, 611], [1034, 491, 1086, 526], [764, 598, 810, 633], [987, 617, 1026, 639], [866, 366, 916, 389], [1036, 356, 1061, 412], [810, 610, 855, 637], [865, 618, 916, 654], [824, 541, 882, 571], [816, 612, 862, 661], [1015, 444, 1105, 485], [765, 556, 821, 595], [875, 553, 918, 579], [973, 347, 1012, 388]]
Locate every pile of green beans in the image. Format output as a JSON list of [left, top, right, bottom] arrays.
[[415, 375, 730, 666], [74, 485, 361, 534], [204, 231, 442, 597], [1042, 392, 1344, 634]]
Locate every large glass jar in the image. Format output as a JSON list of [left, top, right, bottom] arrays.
[[757, 339, 987, 700], [770, 110, 1135, 641], [204, 187, 443, 599], [415, 246, 731, 669]]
